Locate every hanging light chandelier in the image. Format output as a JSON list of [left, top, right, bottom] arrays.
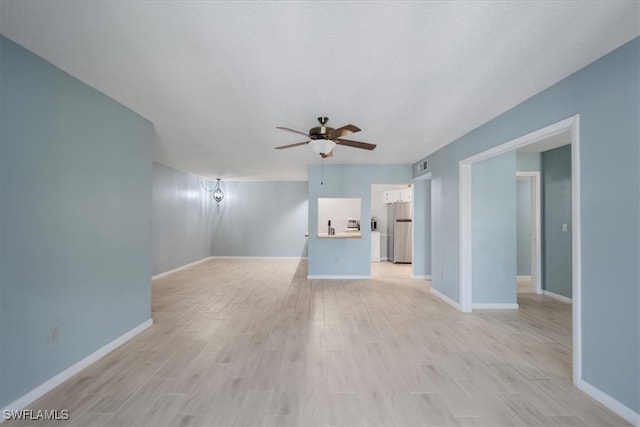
[[212, 178, 224, 203], [201, 178, 225, 204]]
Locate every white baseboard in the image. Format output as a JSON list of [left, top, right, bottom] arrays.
[[0, 319, 153, 420], [210, 256, 308, 260], [430, 288, 461, 310], [517, 275, 532, 280], [472, 303, 519, 309], [307, 275, 371, 280], [152, 256, 212, 280], [576, 379, 640, 426], [412, 275, 432, 280], [543, 290, 573, 304]]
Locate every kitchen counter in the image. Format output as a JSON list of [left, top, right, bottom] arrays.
[[317, 232, 362, 239]]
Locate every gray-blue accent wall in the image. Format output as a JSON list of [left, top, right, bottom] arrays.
[[0, 36, 153, 407], [542, 145, 572, 298], [416, 37, 639, 413]]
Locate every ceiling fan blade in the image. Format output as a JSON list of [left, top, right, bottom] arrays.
[[329, 124, 361, 139], [335, 138, 377, 151], [321, 151, 334, 159], [276, 126, 309, 137], [274, 140, 310, 150]]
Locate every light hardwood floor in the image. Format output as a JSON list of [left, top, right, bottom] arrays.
[[7, 259, 629, 426]]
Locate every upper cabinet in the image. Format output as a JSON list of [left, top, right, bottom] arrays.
[[401, 188, 412, 202], [382, 187, 412, 203], [383, 189, 400, 203]]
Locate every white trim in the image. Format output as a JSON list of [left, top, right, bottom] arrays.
[[152, 256, 212, 280], [211, 256, 308, 260], [458, 115, 582, 395], [471, 303, 519, 309], [462, 117, 576, 164], [533, 171, 543, 295], [307, 275, 371, 280], [0, 319, 153, 419], [516, 171, 542, 294], [576, 379, 640, 426], [411, 185, 415, 275], [516, 275, 532, 280], [412, 275, 432, 279], [543, 290, 573, 304], [570, 115, 582, 387], [459, 163, 473, 313], [430, 288, 461, 310]]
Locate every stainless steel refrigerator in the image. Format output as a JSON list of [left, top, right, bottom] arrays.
[[391, 202, 412, 263]]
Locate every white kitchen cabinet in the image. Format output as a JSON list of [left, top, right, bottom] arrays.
[[371, 231, 381, 262], [382, 190, 400, 204], [383, 188, 412, 203], [400, 188, 412, 202]]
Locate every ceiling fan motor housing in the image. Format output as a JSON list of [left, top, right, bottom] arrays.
[[309, 126, 334, 140]]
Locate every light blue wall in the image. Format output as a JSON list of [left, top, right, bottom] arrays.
[[152, 163, 214, 276], [412, 179, 431, 277], [429, 145, 461, 300], [308, 164, 413, 277], [0, 36, 153, 407], [211, 181, 308, 258], [542, 145, 572, 298], [516, 179, 532, 276], [516, 151, 541, 172], [471, 152, 517, 304], [416, 38, 639, 412]]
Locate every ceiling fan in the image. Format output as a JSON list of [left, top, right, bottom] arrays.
[[274, 116, 376, 158]]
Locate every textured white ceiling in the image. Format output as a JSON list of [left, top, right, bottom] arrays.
[[1, 1, 638, 180]]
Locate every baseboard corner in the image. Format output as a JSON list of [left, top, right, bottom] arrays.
[[576, 379, 640, 426], [543, 290, 573, 304], [430, 288, 461, 311]]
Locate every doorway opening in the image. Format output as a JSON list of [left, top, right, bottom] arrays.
[[370, 183, 413, 279], [459, 115, 581, 385], [516, 171, 542, 295]]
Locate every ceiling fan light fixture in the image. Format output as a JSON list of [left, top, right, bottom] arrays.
[[309, 139, 336, 156], [275, 117, 374, 157]]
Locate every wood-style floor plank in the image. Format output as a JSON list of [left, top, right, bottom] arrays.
[[5, 259, 630, 427]]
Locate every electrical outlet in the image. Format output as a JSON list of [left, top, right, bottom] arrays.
[[48, 326, 59, 346]]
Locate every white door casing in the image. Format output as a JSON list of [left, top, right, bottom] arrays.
[[458, 115, 581, 386]]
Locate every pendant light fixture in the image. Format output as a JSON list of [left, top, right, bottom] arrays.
[[212, 178, 224, 203], [201, 178, 225, 204]]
